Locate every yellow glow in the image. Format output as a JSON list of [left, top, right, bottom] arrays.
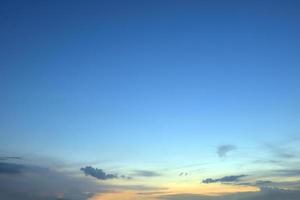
[[89, 191, 159, 200], [164, 183, 259, 195], [89, 183, 260, 200]]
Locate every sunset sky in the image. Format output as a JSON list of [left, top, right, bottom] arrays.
[[1, 1, 300, 200]]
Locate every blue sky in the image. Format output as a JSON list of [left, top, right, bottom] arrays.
[[0, 1, 300, 200]]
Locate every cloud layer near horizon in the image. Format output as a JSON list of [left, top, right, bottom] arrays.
[[0, 161, 167, 200], [161, 189, 300, 200]]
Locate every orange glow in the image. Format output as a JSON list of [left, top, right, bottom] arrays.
[[89, 184, 259, 200], [89, 191, 159, 200], [164, 183, 259, 196]]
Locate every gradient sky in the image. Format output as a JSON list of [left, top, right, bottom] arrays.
[[0, 1, 300, 200]]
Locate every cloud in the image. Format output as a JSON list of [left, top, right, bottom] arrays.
[[0, 161, 160, 200], [238, 179, 300, 190], [202, 175, 247, 183], [254, 180, 273, 186], [237, 180, 274, 188], [132, 170, 161, 177], [80, 166, 118, 180], [0, 162, 107, 200], [272, 169, 300, 177], [264, 144, 296, 159], [179, 172, 188, 176], [0, 162, 25, 174], [251, 168, 300, 180], [0, 156, 22, 161], [120, 175, 132, 179], [0, 161, 51, 176], [217, 145, 236, 157], [253, 159, 282, 165]]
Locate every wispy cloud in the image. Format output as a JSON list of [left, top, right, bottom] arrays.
[[0, 156, 22, 161], [272, 169, 300, 177], [238, 179, 300, 190], [264, 144, 296, 159], [132, 170, 161, 177], [217, 145, 236, 158]]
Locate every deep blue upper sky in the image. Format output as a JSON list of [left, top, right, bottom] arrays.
[[1, 0, 300, 166]]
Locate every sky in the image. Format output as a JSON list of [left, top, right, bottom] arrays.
[[0, 0, 300, 200]]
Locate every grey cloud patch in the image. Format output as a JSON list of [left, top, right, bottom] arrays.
[[120, 175, 132, 179], [0, 162, 107, 200], [132, 170, 161, 177], [237, 180, 274, 188], [217, 145, 236, 157], [0, 161, 158, 200], [0, 162, 25, 174], [275, 151, 295, 159], [239, 180, 300, 190], [80, 166, 131, 180], [253, 159, 282, 165], [202, 175, 247, 183], [0, 156, 22, 161], [265, 144, 296, 159], [255, 180, 273, 186], [179, 172, 188, 176], [81, 166, 118, 180], [254, 169, 300, 179], [0, 162, 50, 175], [273, 169, 300, 177]]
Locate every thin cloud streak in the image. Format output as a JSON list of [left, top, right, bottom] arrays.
[[202, 175, 247, 184]]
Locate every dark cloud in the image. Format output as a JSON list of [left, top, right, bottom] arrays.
[[202, 175, 247, 183], [0, 162, 50, 175], [0, 162, 25, 174], [0, 162, 107, 200], [0, 161, 161, 200], [179, 172, 188, 176], [237, 180, 274, 188], [120, 175, 132, 179], [238, 179, 300, 190], [132, 170, 161, 177], [254, 180, 273, 185], [217, 145, 236, 157], [80, 166, 118, 180], [0, 156, 22, 161], [242, 181, 299, 190]]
